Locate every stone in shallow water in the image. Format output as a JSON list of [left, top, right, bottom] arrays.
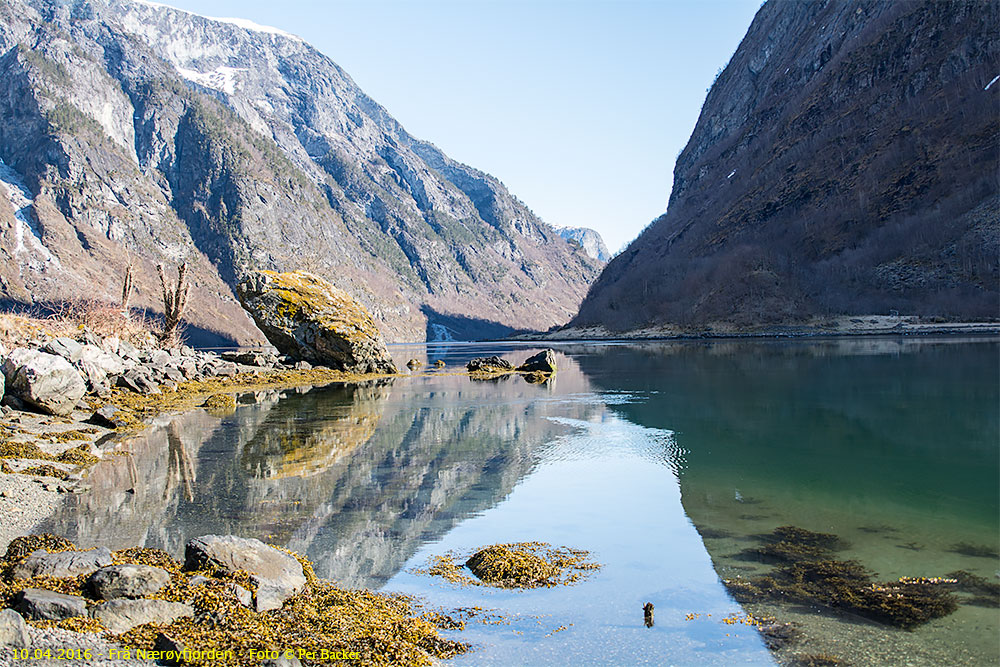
[[87, 564, 171, 599], [90, 599, 194, 633], [466, 356, 513, 373], [13, 547, 113, 579], [14, 588, 88, 621], [517, 349, 557, 373]]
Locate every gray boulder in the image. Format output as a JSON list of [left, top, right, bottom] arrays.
[[87, 564, 171, 600], [74, 346, 126, 394], [44, 337, 84, 363], [14, 588, 88, 620], [90, 599, 194, 633], [467, 356, 514, 373], [517, 349, 557, 373], [0, 608, 29, 648], [185, 535, 305, 611], [2, 349, 87, 416], [13, 547, 113, 579], [237, 271, 397, 374]]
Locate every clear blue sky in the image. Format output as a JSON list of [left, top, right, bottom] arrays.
[[163, 0, 763, 254]]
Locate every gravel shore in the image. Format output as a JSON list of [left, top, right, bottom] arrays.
[[0, 626, 153, 667], [0, 473, 62, 552]]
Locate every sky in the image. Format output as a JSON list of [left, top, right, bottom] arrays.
[[162, 0, 763, 254]]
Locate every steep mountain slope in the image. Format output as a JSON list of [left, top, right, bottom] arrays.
[[555, 226, 611, 262], [572, 0, 998, 333], [0, 0, 600, 344]]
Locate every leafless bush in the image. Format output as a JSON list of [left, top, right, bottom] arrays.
[[157, 262, 189, 345]]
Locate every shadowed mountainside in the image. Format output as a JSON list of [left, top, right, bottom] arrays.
[[572, 0, 998, 333]]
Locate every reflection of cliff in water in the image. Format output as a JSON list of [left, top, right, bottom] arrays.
[[44, 351, 602, 588]]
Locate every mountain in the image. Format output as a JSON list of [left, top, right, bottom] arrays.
[[554, 226, 611, 262], [0, 0, 600, 345], [571, 0, 998, 333]]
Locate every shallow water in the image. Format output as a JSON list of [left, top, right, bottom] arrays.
[[42, 337, 999, 665]]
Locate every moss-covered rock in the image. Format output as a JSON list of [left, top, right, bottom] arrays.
[[237, 271, 397, 374]]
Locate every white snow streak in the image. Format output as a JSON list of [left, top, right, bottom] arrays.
[[0, 157, 57, 265], [175, 65, 245, 95], [985, 74, 1000, 91], [132, 0, 303, 41]]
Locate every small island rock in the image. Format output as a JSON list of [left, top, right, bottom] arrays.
[[517, 349, 557, 373]]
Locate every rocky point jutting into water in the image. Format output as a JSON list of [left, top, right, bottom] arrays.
[[0, 0, 603, 345], [572, 0, 998, 334]]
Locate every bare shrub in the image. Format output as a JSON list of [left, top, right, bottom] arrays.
[[157, 262, 189, 345]]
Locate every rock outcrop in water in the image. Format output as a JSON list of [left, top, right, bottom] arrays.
[[237, 271, 397, 374], [0, 0, 600, 344], [572, 0, 999, 333]]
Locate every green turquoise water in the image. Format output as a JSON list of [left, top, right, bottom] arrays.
[[46, 337, 998, 665]]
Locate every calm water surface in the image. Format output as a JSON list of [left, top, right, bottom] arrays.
[[43, 338, 999, 666]]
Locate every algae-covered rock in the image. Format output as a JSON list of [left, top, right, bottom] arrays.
[[237, 271, 397, 374], [517, 349, 557, 373], [461, 542, 601, 588], [466, 356, 514, 374]]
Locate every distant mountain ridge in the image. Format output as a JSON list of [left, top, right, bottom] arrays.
[[572, 0, 998, 333], [0, 0, 600, 344], [554, 226, 611, 262]]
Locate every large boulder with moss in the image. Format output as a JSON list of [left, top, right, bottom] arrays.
[[237, 271, 397, 374], [2, 349, 87, 415]]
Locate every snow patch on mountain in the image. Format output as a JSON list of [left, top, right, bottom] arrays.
[[175, 65, 245, 95], [0, 158, 58, 267]]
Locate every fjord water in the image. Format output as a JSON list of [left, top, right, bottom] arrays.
[[43, 338, 998, 665]]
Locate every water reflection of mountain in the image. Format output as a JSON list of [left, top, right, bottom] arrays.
[[569, 338, 999, 528], [43, 352, 603, 588]]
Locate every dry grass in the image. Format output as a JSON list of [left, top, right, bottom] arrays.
[[0, 301, 157, 350]]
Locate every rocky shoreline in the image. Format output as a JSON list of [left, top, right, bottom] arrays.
[[0, 533, 464, 666], [0, 331, 401, 552]]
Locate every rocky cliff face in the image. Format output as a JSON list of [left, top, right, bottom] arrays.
[[573, 0, 998, 332], [555, 226, 611, 262], [0, 0, 600, 344]]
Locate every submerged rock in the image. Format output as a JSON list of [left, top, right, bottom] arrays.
[[2, 348, 87, 415], [237, 271, 397, 374]]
